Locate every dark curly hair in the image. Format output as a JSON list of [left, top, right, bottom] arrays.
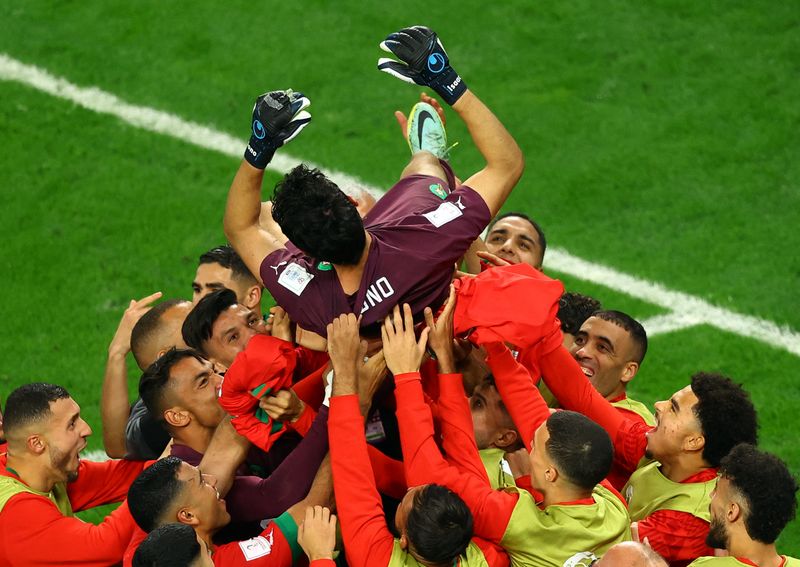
[[406, 484, 473, 565], [720, 443, 798, 544], [271, 165, 365, 265], [691, 372, 758, 467], [558, 292, 602, 336]]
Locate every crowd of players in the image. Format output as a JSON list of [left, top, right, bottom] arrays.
[[0, 25, 797, 567]]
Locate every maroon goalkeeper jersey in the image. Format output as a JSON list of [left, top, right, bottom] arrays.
[[260, 171, 490, 336]]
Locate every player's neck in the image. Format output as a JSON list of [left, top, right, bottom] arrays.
[[658, 452, 711, 483], [334, 232, 371, 294], [173, 423, 216, 456], [728, 535, 782, 567], [542, 481, 591, 507], [5, 454, 59, 493]]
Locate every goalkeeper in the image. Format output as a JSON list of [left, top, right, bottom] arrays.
[[224, 25, 525, 338]]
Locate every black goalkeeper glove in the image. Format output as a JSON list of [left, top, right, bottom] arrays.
[[377, 25, 467, 106], [244, 89, 311, 169]]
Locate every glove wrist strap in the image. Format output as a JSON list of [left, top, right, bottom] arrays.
[[244, 142, 276, 170], [431, 67, 467, 105]]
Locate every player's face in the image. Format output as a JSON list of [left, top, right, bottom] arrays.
[[569, 317, 638, 400], [204, 305, 266, 368], [646, 385, 702, 461], [192, 263, 245, 304], [169, 356, 226, 429], [485, 217, 544, 269], [706, 475, 730, 549], [469, 382, 513, 450], [395, 484, 425, 535], [528, 421, 552, 492], [45, 397, 91, 482], [176, 461, 230, 531]]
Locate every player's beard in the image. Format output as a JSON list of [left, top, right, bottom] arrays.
[[705, 514, 729, 550], [50, 444, 79, 482]]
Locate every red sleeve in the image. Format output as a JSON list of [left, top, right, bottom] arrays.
[[367, 445, 407, 500], [636, 509, 713, 566], [287, 404, 317, 437], [293, 346, 329, 379], [473, 537, 511, 567], [0, 496, 137, 567], [329, 394, 394, 567], [537, 346, 648, 472], [309, 560, 336, 567], [436, 373, 491, 484], [393, 372, 519, 543], [212, 518, 297, 566], [123, 526, 147, 567], [292, 360, 327, 409], [484, 343, 550, 452], [67, 458, 148, 511]]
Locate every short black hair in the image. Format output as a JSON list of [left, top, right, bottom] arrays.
[[592, 310, 648, 364], [558, 292, 602, 336], [406, 484, 473, 565], [128, 457, 186, 533], [3, 383, 70, 437], [199, 244, 257, 285], [139, 348, 206, 423], [690, 372, 758, 467], [131, 299, 190, 370], [546, 410, 613, 490], [720, 443, 798, 544], [271, 164, 366, 265], [488, 211, 547, 255], [133, 523, 202, 567], [181, 288, 238, 354]]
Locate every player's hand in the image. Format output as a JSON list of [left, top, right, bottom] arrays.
[[297, 506, 337, 562], [424, 285, 457, 373], [108, 291, 163, 358], [266, 306, 293, 342], [476, 250, 513, 269], [381, 304, 429, 375], [244, 89, 311, 169], [327, 313, 363, 394], [378, 26, 467, 105], [505, 448, 531, 480], [259, 388, 305, 422], [358, 350, 387, 415]]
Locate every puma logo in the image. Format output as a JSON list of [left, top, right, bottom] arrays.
[[270, 261, 288, 275]]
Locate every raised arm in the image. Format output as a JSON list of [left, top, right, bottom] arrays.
[[383, 304, 518, 544], [326, 313, 395, 567], [101, 292, 161, 457], [224, 90, 311, 279], [377, 25, 523, 217]]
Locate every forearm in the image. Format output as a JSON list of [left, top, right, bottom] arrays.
[[101, 351, 132, 458], [484, 343, 549, 451], [329, 395, 395, 567], [437, 373, 491, 483], [224, 161, 265, 237], [199, 416, 250, 497]]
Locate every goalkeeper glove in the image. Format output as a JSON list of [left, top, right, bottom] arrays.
[[377, 25, 467, 105], [244, 90, 311, 169]]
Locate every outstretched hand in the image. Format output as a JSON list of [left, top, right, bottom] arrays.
[[244, 89, 311, 169], [326, 313, 363, 395], [108, 291, 162, 357], [297, 506, 337, 562], [423, 285, 457, 373], [381, 304, 429, 375]]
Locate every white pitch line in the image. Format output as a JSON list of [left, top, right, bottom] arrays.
[[2, 53, 799, 357], [639, 312, 704, 336]]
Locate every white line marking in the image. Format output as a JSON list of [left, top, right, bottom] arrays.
[[546, 248, 800, 355], [639, 312, 704, 336], [2, 53, 799, 357]]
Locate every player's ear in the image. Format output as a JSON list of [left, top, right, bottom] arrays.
[[398, 533, 409, 550], [177, 506, 200, 526], [495, 428, 519, 450], [27, 433, 46, 455], [621, 361, 639, 384], [164, 408, 190, 429], [684, 432, 705, 454], [243, 285, 262, 311]]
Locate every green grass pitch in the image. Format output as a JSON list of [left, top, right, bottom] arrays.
[[1, 0, 798, 551]]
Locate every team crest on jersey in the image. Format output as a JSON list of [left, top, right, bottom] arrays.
[[316, 261, 333, 271], [238, 529, 274, 560], [429, 183, 447, 199], [563, 551, 598, 567]]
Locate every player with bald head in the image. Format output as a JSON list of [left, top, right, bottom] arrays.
[[0, 383, 147, 566]]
